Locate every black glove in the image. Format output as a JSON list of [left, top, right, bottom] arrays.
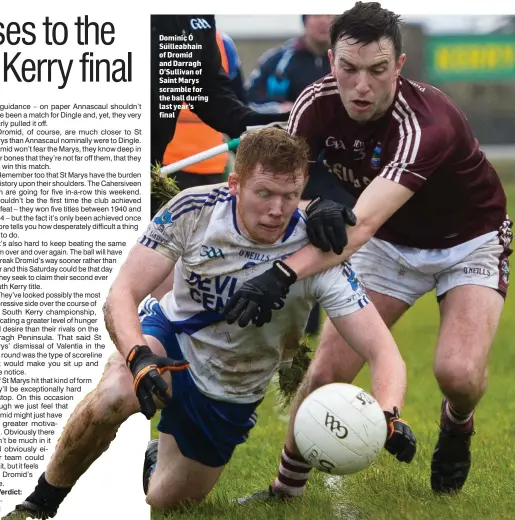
[[222, 260, 297, 328], [384, 407, 417, 463], [126, 345, 189, 419], [305, 197, 357, 255]]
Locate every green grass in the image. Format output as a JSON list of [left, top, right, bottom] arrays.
[[151, 183, 515, 520]]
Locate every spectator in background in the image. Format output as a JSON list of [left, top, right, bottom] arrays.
[[246, 15, 333, 115], [162, 31, 246, 191], [246, 14, 345, 336]]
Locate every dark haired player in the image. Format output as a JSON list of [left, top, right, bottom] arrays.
[[228, 2, 513, 500]]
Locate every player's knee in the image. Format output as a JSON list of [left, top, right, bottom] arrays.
[[434, 358, 483, 398], [146, 489, 207, 510], [91, 366, 138, 426]]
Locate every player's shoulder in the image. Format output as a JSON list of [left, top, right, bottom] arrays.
[[396, 77, 464, 131], [302, 73, 339, 101], [289, 74, 340, 128], [169, 182, 229, 203]]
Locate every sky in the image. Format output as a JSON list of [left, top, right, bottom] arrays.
[[215, 14, 509, 38]]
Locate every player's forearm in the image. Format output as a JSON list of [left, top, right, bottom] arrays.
[[103, 290, 147, 360], [284, 220, 374, 280], [368, 348, 407, 414], [332, 307, 406, 413], [287, 178, 415, 280]]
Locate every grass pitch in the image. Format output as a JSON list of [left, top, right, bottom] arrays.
[[151, 183, 515, 520]]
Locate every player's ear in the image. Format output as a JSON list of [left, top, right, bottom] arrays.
[[328, 48, 335, 74], [228, 172, 239, 196], [395, 53, 406, 77]]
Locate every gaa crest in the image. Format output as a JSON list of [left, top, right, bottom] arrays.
[[501, 259, 509, 284]]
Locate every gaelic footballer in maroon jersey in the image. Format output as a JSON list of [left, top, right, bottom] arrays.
[[226, 2, 513, 503], [288, 74, 510, 251]]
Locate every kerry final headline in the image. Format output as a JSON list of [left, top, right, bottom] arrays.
[[0, 16, 133, 90]]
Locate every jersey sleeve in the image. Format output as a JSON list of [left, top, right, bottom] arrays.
[[308, 262, 369, 318], [379, 119, 453, 192], [287, 84, 324, 163], [137, 191, 199, 263]]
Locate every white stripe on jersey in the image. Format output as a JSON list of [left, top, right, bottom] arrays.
[[382, 103, 413, 181], [288, 78, 338, 135], [397, 92, 422, 181], [391, 105, 414, 182], [381, 92, 423, 183]]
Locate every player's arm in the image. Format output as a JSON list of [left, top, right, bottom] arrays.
[[288, 177, 414, 279], [329, 305, 406, 414], [103, 243, 189, 419], [331, 306, 416, 463], [314, 262, 416, 463], [292, 122, 451, 278], [223, 123, 447, 328], [103, 243, 175, 359], [222, 178, 413, 327], [309, 262, 416, 462], [103, 196, 195, 418]]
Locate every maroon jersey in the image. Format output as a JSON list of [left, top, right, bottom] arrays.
[[288, 74, 510, 249]]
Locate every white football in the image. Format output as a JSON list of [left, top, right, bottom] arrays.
[[294, 383, 387, 475]]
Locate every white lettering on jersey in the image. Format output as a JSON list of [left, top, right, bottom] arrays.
[[323, 160, 371, 188], [325, 136, 346, 150]]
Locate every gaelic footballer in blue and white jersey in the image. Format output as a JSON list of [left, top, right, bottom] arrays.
[[138, 182, 368, 404]]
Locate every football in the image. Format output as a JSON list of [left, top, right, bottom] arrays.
[[293, 383, 387, 475]]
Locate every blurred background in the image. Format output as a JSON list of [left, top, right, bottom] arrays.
[[216, 14, 515, 167]]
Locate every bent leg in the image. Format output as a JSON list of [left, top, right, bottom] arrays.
[[431, 285, 504, 494], [434, 285, 504, 414], [434, 235, 509, 412], [46, 335, 168, 487], [5, 336, 171, 520], [146, 433, 224, 509], [45, 351, 140, 487]]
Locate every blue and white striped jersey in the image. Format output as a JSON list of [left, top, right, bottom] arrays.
[[138, 183, 369, 403]]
